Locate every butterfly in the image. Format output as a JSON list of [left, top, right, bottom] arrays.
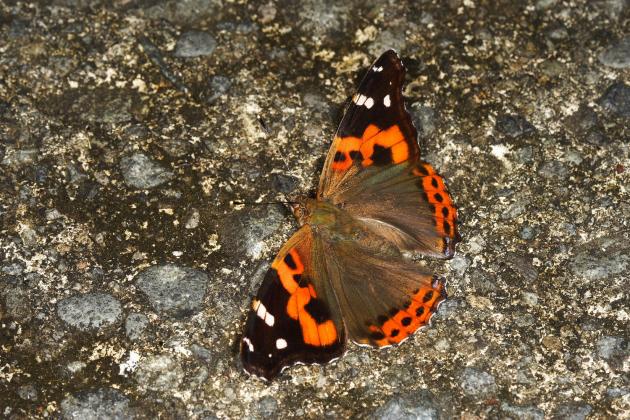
[[240, 50, 460, 380]]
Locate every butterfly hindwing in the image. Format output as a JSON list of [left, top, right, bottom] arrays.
[[319, 220, 447, 347], [319, 50, 420, 196], [331, 161, 459, 258], [240, 226, 345, 380]]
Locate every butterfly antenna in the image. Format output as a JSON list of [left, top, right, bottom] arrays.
[[232, 200, 299, 206]]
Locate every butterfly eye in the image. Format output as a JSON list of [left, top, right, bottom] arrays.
[[290, 203, 301, 215], [291, 203, 307, 223]]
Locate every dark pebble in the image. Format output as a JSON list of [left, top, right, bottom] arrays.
[[460, 367, 497, 397], [125, 313, 149, 341], [410, 104, 438, 138], [257, 396, 279, 419], [136, 264, 208, 318], [520, 225, 536, 240], [271, 173, 299, 193], [569, 243, 629, 281], [599, 36, 630, 69], [599, 82, 630, 118], [207, 76, 232, 103], [60, 387, 134, 419], [57, 292, 122, 331], [565, 105, 598, 134], [552, 402, 592, 420], [596, 336, 627, 369], [501, 402, 544, 420], [538, 161, 568, 179], [373, 389, 443, 420], [174, 31, 217, 58], [17, 384, 38, 401], [119, 153, 174, 190], [495, 114, 536, 138]]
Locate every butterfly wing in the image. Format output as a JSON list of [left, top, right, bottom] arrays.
[[321, 223, 447, 347], [240, 226, 345, 380], [335, 162, 459, 258], [318, 50, 420, 197], [319, 50, 459, 258]]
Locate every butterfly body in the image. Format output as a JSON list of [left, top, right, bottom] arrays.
[[241, 50, 460, 381]]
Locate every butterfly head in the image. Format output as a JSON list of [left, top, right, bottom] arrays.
[[290, 199, 314, 226]]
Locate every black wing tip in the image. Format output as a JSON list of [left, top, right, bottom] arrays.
[[380, 48, 401, 57], [240, 340, 279, 382], [374, 49, 404, 67]]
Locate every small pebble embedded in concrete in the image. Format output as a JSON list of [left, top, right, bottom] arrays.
[[174, 31, 217, 58], [119, 153, 174, 190], [57, 292, 122, 331], [136, 264, 208, 318]]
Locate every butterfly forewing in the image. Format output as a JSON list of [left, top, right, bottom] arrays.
[[240, 226, 345, 380], [318, 50, 420, 197], [319, 50, 459, 258]]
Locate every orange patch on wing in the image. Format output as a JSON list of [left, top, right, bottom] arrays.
[[377, 313, 409, 345], [390, 141, 410, 163], [362, 124, 380, 140], [273, 248, 338, 347], [331, 136, 362, 171], [272, 248, 303, 294], [317, 320, 338, 346], [360, 124, 407, 167], [292, 285, 338, 347], [332, 124, 410, 171]]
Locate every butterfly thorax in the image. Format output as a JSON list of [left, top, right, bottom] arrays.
[[292, 199, 353, 234], [293, 198, 336, 226], [293, 198, 385, 250]]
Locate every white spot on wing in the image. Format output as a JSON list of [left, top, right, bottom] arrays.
[[372, 65, 383, 72], [243, 337, 254, 352], [365, 97, 374, 109], [383, 94, 391, 107], [256, 302, 267, 320], [276, 338, 288, 349], [356, 94, 367, 106], [264, 312, 275, 326]]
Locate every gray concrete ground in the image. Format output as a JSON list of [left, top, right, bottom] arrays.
[[0, 0, 628, 418]]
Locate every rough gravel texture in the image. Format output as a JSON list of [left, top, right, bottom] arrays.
[[0, 0, 628, 418]]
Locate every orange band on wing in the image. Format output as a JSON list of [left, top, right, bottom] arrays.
[[332, 124, 410, 171], [367, 279, 445, 347], [413, 163, 458, 239], [331, 136, 362, 171], [272, 248, 303, 294], [360, 124, 408, 166], [272, 248, 339, 347]]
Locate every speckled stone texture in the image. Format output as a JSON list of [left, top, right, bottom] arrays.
[[0, 0, 628, 418]]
